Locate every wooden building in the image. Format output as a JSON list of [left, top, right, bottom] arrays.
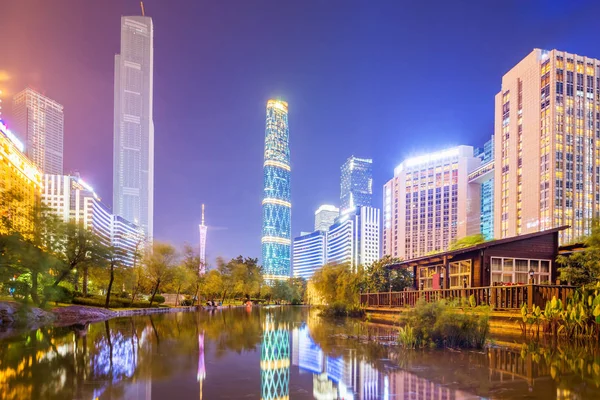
[[389, 227, 566, 289]]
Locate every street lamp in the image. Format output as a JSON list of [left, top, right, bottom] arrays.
[[440, 271, 444, 289], [529, 268, 535, 284], [462, 276, 467, 289]]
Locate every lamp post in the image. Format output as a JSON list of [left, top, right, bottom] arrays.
[[463, 276, 467, 289], [529, 268, 535, 284], [440, 271, 444, 290]]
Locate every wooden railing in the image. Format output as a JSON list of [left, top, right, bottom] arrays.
[[360, 284, 577, 310]]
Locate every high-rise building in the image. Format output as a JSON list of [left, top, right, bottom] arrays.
[[383, 146, 481, 260], [261, 315, 290, 400], [13, 88, 64, 175], [326, 206, 380, 270], [469, 136, 495, 240], [113, 15, 154, 242], [0, 120, 42, 236], [314, 205, 339, 231], [261, 99, 291, 281], [292, 231, 326, 280], [495, 49, 600, 244], [340, 156, 372, 212], [199, 204, 207, 274], [42, 174, 143, 266]]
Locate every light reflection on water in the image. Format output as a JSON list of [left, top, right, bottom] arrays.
[[0, 306, 599, 399]]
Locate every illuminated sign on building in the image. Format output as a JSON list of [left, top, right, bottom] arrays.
[[0, 120, 25, 152]]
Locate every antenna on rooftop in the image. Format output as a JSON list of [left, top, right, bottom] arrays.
[[140, 1, 146, 16]]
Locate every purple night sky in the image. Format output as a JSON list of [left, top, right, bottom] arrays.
[[1, 0, 599, 266]]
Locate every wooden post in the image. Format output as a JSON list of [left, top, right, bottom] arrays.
[[527, 283, 534, 311], [490, 286, 497, 308], [388, 290, 392, 307]]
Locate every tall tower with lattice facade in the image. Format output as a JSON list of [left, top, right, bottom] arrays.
[[260, 315, 290, 400], [199, 204, 207, 274], [261, 100, 291, 281]]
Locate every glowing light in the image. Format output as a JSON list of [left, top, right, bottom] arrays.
[[262, 198, 291, 208], [314, 204, 338, 215], [267, 99, 288, 112], [395, 147, 460, 175], [261, 236, 291, 245], [0, 120, 25, 152], [264, 160, 291, 171]]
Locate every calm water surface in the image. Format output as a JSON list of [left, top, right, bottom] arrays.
[[1, 306, 599, 399]]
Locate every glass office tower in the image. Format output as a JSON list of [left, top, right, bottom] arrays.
[[340, 156, 372, 213], [261, 100, 291, 280]]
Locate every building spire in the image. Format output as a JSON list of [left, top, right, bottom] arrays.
[[140, 1, 146, 16], [201, 203, 205, 226]]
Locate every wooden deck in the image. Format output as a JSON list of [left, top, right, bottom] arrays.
[[360, 284, 576, 310]]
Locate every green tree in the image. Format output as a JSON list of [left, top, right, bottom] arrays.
[[557, 220, 600, 286], [144, 242, 178, 306], [363, 255, 412, 293]]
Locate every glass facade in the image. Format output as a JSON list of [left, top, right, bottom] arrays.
[[262, 100, 291, 280], [479, 136, 495, 240], [261, 316, 290, 400], [340, 156, 373, 212], [292, 231, 326, 280]]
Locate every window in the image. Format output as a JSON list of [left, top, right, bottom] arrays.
[[449, 259, 471, 288], [490, 257, 552, 285]]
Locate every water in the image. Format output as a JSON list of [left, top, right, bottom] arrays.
[[0, 306, 599, 399]]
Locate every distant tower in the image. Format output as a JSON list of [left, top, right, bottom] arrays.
[[261, 315, 290, 400], [261, 100, 291, 281], [199, 204, 207, 274]]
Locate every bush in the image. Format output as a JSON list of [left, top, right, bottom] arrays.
[[320, 301, 365, 318], [153, 295, 165, 304], [43, 285, 74, 304], [180, 299, 193, 306], [72, 296, 156, 309], [400, 298, 490, 349], [117, 291, 130, 299]]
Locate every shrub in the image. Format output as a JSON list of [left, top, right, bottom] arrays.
[[401, 299, 490, 349], [320, 301, 365, 318], [72, 296, 155, 309], [180, 299, 193, 306], [153, 295, 165, 304], [43, 285, 74, 304], [117, 291, 130, 299]]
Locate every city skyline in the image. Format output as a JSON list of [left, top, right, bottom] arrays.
[[3, 1, 600, 263]]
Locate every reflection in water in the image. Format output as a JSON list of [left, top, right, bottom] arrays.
[[261, 314, 290, 400], [0, 308, 599, 399]]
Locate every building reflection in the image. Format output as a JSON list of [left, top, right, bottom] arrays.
[[261, 315, 290, 400]]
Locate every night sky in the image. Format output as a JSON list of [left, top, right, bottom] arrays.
[[1, 0, 600, 266]]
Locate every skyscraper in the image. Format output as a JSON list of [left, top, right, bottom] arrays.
[[113, 15, 154, 241], [260, 315, 290, 400], [314, 204, 339, 231], [469, 136, 495, 240], [292, 230, 326, 280], [495, 49, 600, 244], [199, 204, 207, 274], [383, 146, 481, 259], [13, 88, 64, 174], [261, 99, 291, 281], [340, 156, 372, 213]]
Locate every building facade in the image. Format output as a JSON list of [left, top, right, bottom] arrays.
[[469, 136, 495, 240], [13, 88, 64, 175], [340, 156, 372, 213], [292, 230, 326, 280], [113, 15, 154, 242], [383, 146, 481, 260], [261, 100, 291, 280], [495, 49, 600, 244], [326, 206, 380, 270], [199, 204, 207, 274], [0, 120, 42, 236], [43, 174, 143, 266], [314, 204, 339, 231]]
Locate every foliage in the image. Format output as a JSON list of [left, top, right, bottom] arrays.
[[72, 296, 154, 308], [153, 295, 166, 304], [363, 255, 411, 292], [556, 219, 600, 286], [43, 285, 74, 305], [400, 298, 490, 349], [144, 242, 178, 306], [448, 234, 487, 251], [520, 284, 600, 339], [397, 324, 417, 349], [180, 299, 194, 306]]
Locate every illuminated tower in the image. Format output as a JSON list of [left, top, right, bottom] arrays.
[[261, 316, 290, 400], [340, 156, 372, 213], [113, 15, 154, 242], [197, 332, 205, 400], [199, 204, 207, 274], [261, 100, 291, 281]]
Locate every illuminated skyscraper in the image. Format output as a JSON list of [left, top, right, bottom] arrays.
[[261, 315, 290, 400], [113, 15, 154, 241], [494, 49, 600, 243], [340, 156, 372, 213], [314, 204, 339, 231], [261, 99, 291, 280], [199, 204, 207, 274], [13, 88, 64, 174]]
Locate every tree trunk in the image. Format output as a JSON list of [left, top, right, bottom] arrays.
[[175, 286, 181, 306], [82, 266, 89, 297], [31, 270, 40, 306], [221, 289, 227, 304], [149, 280, 160, 306], [105, 262, 115, 308]]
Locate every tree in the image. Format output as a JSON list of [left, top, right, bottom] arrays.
[[289, 277, 307, 303], [102, 246, 126, 308], [180, 244, 202, 304], [144, 242, 178, 306], [168, 264, 196, 306], [363, 255, 411, 293], [557, 219, 600, 286]]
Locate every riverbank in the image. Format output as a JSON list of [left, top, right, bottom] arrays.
[[0, 301, 202, 339]]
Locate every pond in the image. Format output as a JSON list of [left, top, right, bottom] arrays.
[[0, 306, 599, 399]]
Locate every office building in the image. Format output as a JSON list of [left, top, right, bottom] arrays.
[[261, 316, 290, 400], [0, 120, 42, 236], [469, 136, 495, 240], [495, 49, 600, 244], [383, 146, 481, 260], [340, 156, 372, 212], [113, 15, 154, 241], [13, 88, 64, 175], [326, 206, 380, 270], [43, 174, 143, 266], [261, 100, 291, 280], [292, 230, 326, 280], [314, 204, 339, 231]]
